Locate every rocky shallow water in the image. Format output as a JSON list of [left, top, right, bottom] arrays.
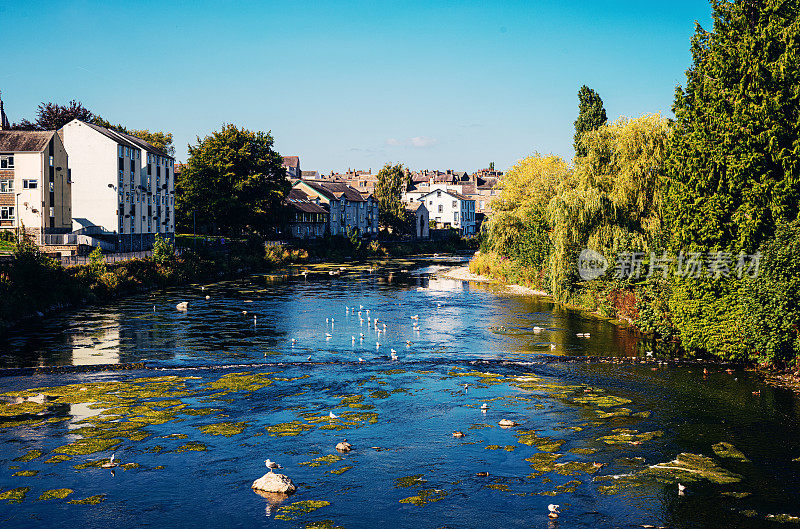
[[0, 262, 799, 528]]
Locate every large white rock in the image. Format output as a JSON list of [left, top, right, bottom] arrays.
[[498, 418, 519, 428], [252, 472, 296, 494]]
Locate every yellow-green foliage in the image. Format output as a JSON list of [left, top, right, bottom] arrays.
[[198, 421, 247, 437], [0, 487, 29, 503], [274, 500, 330, 521]]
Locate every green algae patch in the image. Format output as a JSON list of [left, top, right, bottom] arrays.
[[767, 513, 800, 523], [485, 445, 516, 451], [515, 429, 564, 452], [395, 474, 426, 488], [540, 479, 582, 496], [174, 441, 208, 452], [553, 461, 602, 476], [121, 462, 140, 469], [370, 390, 390, 399], [267, 420, 315, 437], [571, 448, 598, 455], [338, 394, 364, 406], [13, 449, 43, 462], [275, 500, 331, 521], [0, 486, 29, 504], [12, 470, 38, 477], [721, 491, 751, 498], [398, 489, 448, 506], [198, 421, 248, 437], [45, 455, 73, 464], [380, 369, 407, 375], [300, 454, 343, 467], [204, 372, 274, 395], [486, 483, 510, 492], [525, 453, 563, 475], [469, 423, 491, 430], [643, 453, 742, 484], [38, 488, 73, 501], [68, 494, 106, 505], [597, 429, 662, 445], [712, 442, 750, 462], [54, 437, 121, 455], [329, 466, 353, 475], [572, 394, 632, 407]]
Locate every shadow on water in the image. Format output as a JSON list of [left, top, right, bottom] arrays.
[[0, 263, 798, 528]]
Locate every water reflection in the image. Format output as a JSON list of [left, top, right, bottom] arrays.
[[0, 267, 646, 369]]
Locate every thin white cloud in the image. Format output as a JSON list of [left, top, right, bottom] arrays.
[[385, 136, 438, 148]]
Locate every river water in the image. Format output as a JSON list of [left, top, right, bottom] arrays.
[[0, 260, 798, 528]]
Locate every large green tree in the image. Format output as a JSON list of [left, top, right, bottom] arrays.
[[665, 0, 800, 254], [664, 0, 800, 361], [12, 100, 94, 130], [573, 85, 608, 157], [176, 124, 289, 236], [374, 163, 411, 233]]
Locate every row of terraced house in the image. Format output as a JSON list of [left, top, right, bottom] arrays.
[[0, 94, 175, 255]]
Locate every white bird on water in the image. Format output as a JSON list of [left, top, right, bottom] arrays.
[[264, 459, 282, 473], [548, 504, 560, 519], [481, 403, 488, 410], [329, 411, 338, 419], [390, 351, 398, 361], [678, 483, 686, 496], [101, 453, 118, 468], [358, 357, 364, 362], [176, 301, 188, 311], [550, 344, 557, 350]]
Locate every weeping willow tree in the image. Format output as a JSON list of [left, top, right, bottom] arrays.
[[548, 114, 671, 299], [484, 154, 572, 272]]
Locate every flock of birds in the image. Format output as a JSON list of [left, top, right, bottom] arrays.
[[170, 287, 705, 522]]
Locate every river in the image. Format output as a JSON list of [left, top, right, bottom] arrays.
[[0, 258, 798, 528]]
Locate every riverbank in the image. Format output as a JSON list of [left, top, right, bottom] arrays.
[[440, 265, 550, 297]]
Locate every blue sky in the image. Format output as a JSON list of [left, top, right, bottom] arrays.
[[1, 0, 712, 174]]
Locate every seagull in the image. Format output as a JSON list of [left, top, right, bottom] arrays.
[[326, 318, 329, 323], [101, 454, 118, 468], [481, 403, 488, 410], [176, 301, 188, 311], [329, 411, 338, 419], [463, 384, 469, 393], [359, 305, 364, 310], [376, 342, 381, 349], [646, 351, 654, 357], [390, 351, 398, 360], [410, 315, 419, 320], [358, 357, 364, 362], [264, 459, 282, 473], [205, 295, 210, 300], [550, 343, 556, 350], [678, 483, 686, 496], [326, 333, 332, 338], [291, 338, 296, 344], [548, 504, 560, 519], [352, 336, 356, 343], [360, 333, 365, 338], [307, 355, 312, 361], [242, 310, 248, 315]]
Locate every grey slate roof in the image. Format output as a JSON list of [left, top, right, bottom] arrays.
[[0, 130, 54, 152]]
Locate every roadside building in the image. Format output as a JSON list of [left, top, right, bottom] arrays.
[[420, 188, 476, 236], [60, 120, 175, 251], [285, 188, 329, 239], [282, 156, 301, 179], [0, 130, 73, 248]]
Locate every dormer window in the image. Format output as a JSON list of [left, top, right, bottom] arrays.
[[436, 190, 441, 197]]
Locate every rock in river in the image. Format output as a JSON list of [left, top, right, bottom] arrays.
[[499, 419, 519, 428], [252, 472, 296, 494]]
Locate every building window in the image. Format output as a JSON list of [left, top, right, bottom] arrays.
[[49, 155, 54, 167], [438, 205, 443, 213], [49, 206, 55, 218], [49, 182, 54, 193], [0, 180, 13, 193], [23, 179, 38, 189], [0, 206, 14, 219], [0, 155, 13, 169], [454, 212, 458, 222], [436, 190, 441, 197]]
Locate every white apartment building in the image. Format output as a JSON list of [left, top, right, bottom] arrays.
[[0, 130, 72, 240], [60, 120, 175, 251], [420, 188, 476, 236]]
